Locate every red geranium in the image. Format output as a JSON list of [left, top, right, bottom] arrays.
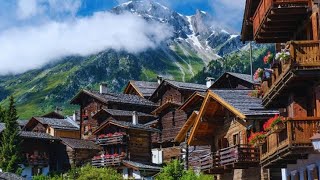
[[263, 114, 284, 131], [263, 51, 274, 64], [248, 131, 266, 145], [98, 134, 106, 139]]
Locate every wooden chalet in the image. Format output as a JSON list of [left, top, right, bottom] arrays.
[[210, 72, 258, 89], [92, 108, 155, 126], [19, 131, 60, 179], [242, 0, 320, 179], [90, 117, 160, 179], [70, 84, 157, 139], [58, 138, 100, 169], [123, 80, 159, 99], [24, 117, 80, 139], [149, 79, 208, 163], [179, 90, 278, 179]]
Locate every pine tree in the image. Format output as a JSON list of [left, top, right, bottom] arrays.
[[0, 96, 22, 173], [0, 106, 4, 123]]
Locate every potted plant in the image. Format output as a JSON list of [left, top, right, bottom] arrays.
[[254, 68, 264, 81], [248, 131, 266, 147], [263, 115, 286, 133], [263, 51, 274, 64], [275, 51, 290, 64]]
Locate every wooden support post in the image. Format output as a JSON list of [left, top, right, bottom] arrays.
[[311, 12, 319, 40]]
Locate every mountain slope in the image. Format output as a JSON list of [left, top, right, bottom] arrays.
[[0, 1, 255, 119]]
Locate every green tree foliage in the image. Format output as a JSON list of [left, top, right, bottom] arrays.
[[156, 160, 213, 180], [0, 96, 22, 173], [33, 165, 123, 180], [190, 45, 274, 84]]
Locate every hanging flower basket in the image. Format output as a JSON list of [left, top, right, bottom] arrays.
[[275, 51, 291, 64], [254, 68, 264, 81], [263, 51, 274, 64], [271, 122, 286, 133], [263, 68, 273, 81]]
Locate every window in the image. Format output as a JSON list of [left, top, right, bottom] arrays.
[[233, 133, 239, 145], [32, 166, 42, 176]]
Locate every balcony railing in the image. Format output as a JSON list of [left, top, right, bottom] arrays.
[[25, 154, 49, 166], [219, 144, 259, 168], [260, 118, 320, 168], [261, 40, 320, 106], [91, 154, 126, 167], [189, 152, 221, 172], [96, 133, 127, 146], [253, 0, 310, 38]]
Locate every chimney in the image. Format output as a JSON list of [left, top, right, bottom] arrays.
[[132, 111, 138, 125], [73, 111, 77, 121], [100, 83, 108, 94], [157, 75, 163, 85], [206, 77, 214, 88]]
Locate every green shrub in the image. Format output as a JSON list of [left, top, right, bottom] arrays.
[[32, 165, 122, 180], [156, 160, 214, 180]]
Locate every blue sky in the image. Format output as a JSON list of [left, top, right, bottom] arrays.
[[75, 0, 245, 30], [0, 0, 245, 74]]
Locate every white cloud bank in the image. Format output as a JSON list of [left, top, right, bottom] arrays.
[[0, 10, 172, 75]]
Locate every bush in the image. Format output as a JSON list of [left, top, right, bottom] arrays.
[[33, 165, 122, 180], [156, 160, 214, 180]]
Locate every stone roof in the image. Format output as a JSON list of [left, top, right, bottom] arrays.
[[165, 80, 207, 91], [122, 160, 162, 171], [0, 172, 25, 180], [17, 120, 28, 128], [19, 131, 59, 140], [33, 117, 79, 130], [226, 72, 258, 84], [72, 90, 157, 107], [60, 138, 100, 150], [210, 89, 279, 116], [99, 119, 160, 133], [102, 109, 154, 117], [129, 81, 159, 97]]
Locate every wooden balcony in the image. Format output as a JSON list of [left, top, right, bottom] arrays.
[[219, 144, 259, 169], [262, 40, 320, 107], [96, 133, 127, 146], [253, 0, 311, 42], [91, 154, 126, 167], [26, 155, 49, 166], [260, 118, 320, 168], [189, 152, 225, 174]]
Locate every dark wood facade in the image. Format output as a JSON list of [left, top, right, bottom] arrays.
[[70, 90, 157, 139], [241, 0, 320, 176], [91, 119, 155, 168]]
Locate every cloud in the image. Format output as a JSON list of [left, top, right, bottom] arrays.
[[210, 0, 246, 31], [17, 0, 40, 20], [0, 11, 173, 75]]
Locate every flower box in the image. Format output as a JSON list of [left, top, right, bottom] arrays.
[[263, 115, 285, 133], [253, 138, 266, 147], [271, 122, 286, 133], [248, 131, 266, 147]]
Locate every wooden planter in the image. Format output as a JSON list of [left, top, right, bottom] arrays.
[[253, 138, 266, 147], [271, 123, 286, 133]]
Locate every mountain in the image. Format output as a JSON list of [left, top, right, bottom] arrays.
[[0, 0, 264, 119]]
